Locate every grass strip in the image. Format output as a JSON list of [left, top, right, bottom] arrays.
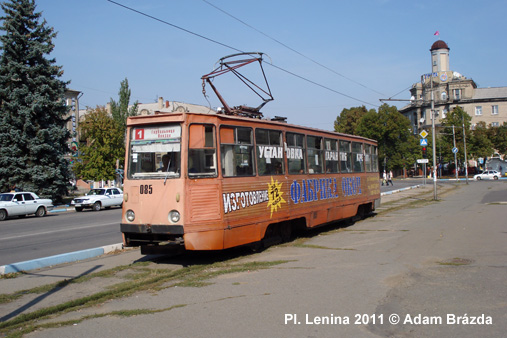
[[0, 260, 287, 336]]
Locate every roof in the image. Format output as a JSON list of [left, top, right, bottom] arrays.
[[430, 40, 449, 51], [472, 87, 507, 100]]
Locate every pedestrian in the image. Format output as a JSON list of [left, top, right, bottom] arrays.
[[388, 170, 394, 186], [382, 170, 387, 186]]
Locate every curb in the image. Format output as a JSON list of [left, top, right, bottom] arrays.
[[381, 184, 423, 196], [49, 205, 74, 213], [0, 243, 124, 275]]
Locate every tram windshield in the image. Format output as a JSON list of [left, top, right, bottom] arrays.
[[128, 124, 181, 179]]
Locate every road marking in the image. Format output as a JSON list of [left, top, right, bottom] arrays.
[[0, 222, 118, 241]]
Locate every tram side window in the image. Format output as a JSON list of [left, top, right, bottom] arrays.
[[286, 132, 306, 174], [220, 126, 255, 177], [188, 124, 217, 177], [256, 129, 284, 175], [352, 142, 364, 172], [307, 135, 323, 174], [339, 140, 352, 173], [372, 146, 379, 172], [364, 144, 372, 172], [324, 138, 339, 173]]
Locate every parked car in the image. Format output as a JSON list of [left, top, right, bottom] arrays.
[[473, 170, 501, 180], [71, 188, 123, 211], [0, 192, 54, 221]]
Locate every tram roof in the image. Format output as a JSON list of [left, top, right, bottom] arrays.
[[127, 111, 377, 144]]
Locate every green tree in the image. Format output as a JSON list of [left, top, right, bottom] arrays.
[[73, 107, 124, 181], [110, 78, 138, 132], [355, 104, 418, 171], [0, 0, 70, 202], [440, 106, 480, 165], [333, 106, 373, 134], [488, 122, 507, 155], [469, 121, 494, 159], [109, 78, 137, 168]]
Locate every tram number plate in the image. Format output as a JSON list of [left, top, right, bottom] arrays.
[[140, 185, 153, 194]]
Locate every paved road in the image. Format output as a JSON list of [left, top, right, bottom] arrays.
[[0, 208, 122, 266], [2, 180, 505, 337]]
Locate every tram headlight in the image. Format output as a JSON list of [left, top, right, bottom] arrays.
[[126, 209, 135, 222], [169, 210, 180, 223]]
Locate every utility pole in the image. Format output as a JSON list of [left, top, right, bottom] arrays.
[[452, 125, 458, 181], [430, 77, 438, 200], [462, 115, 469, 184]]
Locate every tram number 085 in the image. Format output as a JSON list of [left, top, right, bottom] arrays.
[[140, 185, 153, 195]]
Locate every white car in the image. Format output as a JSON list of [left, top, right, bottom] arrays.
[[0, 192, 54, 221], [473, 170, 501, 180], [71, 188, 123, 211]]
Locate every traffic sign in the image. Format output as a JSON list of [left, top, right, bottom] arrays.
[[419, 130, 428, 138], [417, 159, 429, 164], [420, 138, 428, 146], [452, 147, 458, 154]]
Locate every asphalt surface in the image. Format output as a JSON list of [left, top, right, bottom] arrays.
[[0, 208, 122, 266], [1, 181, 506, 337]]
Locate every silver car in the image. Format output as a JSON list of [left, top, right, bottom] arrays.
[[71, 188, 123, 211], [0, 192, 54, 221], [473, 170, 501, 180]]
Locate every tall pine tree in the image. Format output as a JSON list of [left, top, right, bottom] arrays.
[[0, 0, 70, 202]]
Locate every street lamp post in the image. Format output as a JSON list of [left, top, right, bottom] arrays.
[[452, 125, 458, 181], [430, 78, 438, 200], [462, 115, 469, 184]]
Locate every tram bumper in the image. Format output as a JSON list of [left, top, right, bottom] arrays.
[[121, 223, 184, 247]]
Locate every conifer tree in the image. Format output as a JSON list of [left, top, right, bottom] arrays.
[[0, 0, 70, 201]]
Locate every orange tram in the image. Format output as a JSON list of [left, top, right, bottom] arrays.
[[120, 111, 381, 254]]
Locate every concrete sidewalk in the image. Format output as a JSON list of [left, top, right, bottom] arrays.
[[3, 181, 504, 338], [0, 183, 449, 289]]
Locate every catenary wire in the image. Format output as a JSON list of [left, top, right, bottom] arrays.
[[201, 0, 386, 98], [106, 0, 379, 107]]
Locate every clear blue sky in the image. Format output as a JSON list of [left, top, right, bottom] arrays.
[[23, 0, 507, 130]]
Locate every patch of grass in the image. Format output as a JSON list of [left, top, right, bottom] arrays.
[[0, 271, 26, 280], [0, 260, 288, 337], [293, 243, 356, 251], [437, 258, 473, 266], [7, 305, 187, 338], [0, 261, 153, 306]]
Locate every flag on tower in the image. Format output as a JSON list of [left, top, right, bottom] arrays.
[[434, 31, 440, 36]]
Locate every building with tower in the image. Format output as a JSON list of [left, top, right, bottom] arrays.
[[400, 40, 507, 132]]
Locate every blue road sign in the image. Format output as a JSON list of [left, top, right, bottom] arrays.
[[420, 138, 428, 146], [452, 147, 458, 154]]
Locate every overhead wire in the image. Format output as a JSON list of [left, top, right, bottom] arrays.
[[106, 0, 379, 107], [201, 0, 386, 98]]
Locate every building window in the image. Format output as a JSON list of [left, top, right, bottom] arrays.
[[452, 89, 461, 100], [491, 122, 500, 127], [492, 105, 499, 115], [475, 106, 483, 116]]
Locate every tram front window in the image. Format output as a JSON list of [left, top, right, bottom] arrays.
[[128, 124, 181, 179]]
